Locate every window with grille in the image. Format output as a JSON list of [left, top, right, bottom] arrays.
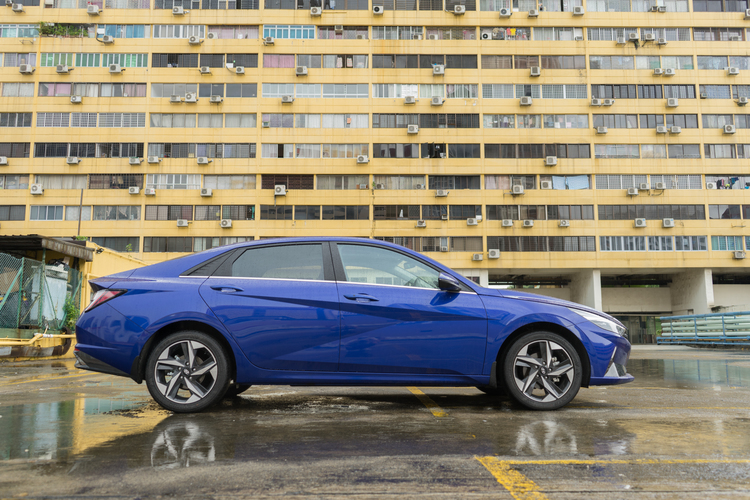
[[598, 205, 705, 220], [546, 205, 595, 219], [259, 205, 293, 220], [373, 205, 420, 220], [36, 113, 70, 127], [35, 175, 87, 189], [262, 25, 316, 39], [101, 54, 148, 68], [450, 237, 483, 252], [515, 84, 540, 98], [586, 27, 637, 40], [428, 176, 480, 189], [675, 236, 708, 251], [317, 175, 369, 189], [648, 175, 702, 189], [321, 206, 369, 220], [600, 236, 647, 251], [0, 206, 25, 220], [666, 114, 698, 128], [221, 205, 255, 220], [92, 206, 141, 221], [90, 237, 140, 252], [151, 53, 200, 68], [194, 206, 222, 221], [664, 85, 695, 99], [143, 237, 195, 253], [89, 174, 143, 189], [593, 114, 636, 128], [541, 85, 587, 99], [146, 174, 200, 190], [372, 176, 425, 189], [66, 205, 91, 222], [449, 205, 482, 219], [0, 143, 30, 158], [372, 26, 422, 39], [372, 144, 419, 158], [594, 144, 640, 159], [590, 55, 634, 70], [261, 175, 314, 189], [145, 205, 194, 221], [98, 113, 146, 128]]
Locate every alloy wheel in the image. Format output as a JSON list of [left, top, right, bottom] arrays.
[[512, 339, 575, 403], [154, 340, 219, 405]]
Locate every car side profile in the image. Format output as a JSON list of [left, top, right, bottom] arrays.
[[75, 237, 633, 413]]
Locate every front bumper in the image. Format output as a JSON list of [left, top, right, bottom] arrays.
[[589, 337, 633, 385]]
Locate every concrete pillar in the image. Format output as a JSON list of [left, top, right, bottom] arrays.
[[569, 269, 603, 311], [670, 268, 714, 316], [456, 268, 489, 287]]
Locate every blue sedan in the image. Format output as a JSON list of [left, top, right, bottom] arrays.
[[75, 237, 632, 412]]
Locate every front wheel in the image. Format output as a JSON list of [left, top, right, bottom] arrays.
[[145, 331, 231, 413], [502, 331, 582, 411]]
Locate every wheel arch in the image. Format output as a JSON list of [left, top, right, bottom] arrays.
[[130, 320, 237, 384], [494, 321, 591, 388]]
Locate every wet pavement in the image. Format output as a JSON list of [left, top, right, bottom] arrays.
[[1, 346, 750, 499]]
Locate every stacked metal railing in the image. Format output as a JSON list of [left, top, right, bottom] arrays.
[[658, 312, 750, 346]]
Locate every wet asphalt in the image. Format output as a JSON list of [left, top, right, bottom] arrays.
[[1, 346, 750, 499]]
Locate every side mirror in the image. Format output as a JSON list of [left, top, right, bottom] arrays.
[[438, 273, 461, 292]]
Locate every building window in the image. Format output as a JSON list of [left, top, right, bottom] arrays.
[[675, 236, 708, 251], [600, 236, 647, 251], [709, 204, 742, 219], [485, 175, 536, 189], [90, 237, 140, 252], [260, 205, 293, 220], [222, 205, 255, 220], [373, 205, 420, 220], [373, 143, 420, 158], [35, 175, 86, 189], [429, 175, 480, 190], [0, 206, 25, 220], [372, 176, 425, 189], [88, 174, 142, 189], [712, 236, 744, 251], [204, 175, 256, 190], [321, 206, 369, 220], [144, 205, 194, 221], [261, 175, 314, 189], [317, 175, 369, 190], [0, 175, 29, 190], [649, 236, 673, 251], [92, 206, 140, 221], [598, 205, 706, 220], [143, 237, 194, 253], [30, 205, 64, 221], [0, 112, 31, 127]]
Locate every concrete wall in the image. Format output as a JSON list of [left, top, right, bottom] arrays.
[[670, 269, 714, 316], [601, 288, 672, 314], [713, 285, 750, 313]]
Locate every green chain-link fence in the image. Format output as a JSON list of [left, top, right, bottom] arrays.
[[0, 253, 82, 332]]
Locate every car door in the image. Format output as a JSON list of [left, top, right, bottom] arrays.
[[332, 242, 487, 375], [199, 242, 341, 371]]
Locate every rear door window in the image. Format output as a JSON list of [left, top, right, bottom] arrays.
[[231, 244, 324, 280]]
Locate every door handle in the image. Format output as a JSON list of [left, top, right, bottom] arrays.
[[344, 293, 379, 302], [210, 285, 243, 293]]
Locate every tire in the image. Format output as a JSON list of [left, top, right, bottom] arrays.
[[224, 383, 252, 398], [502, 331, 582, 411], [145, 331, 231, 413]]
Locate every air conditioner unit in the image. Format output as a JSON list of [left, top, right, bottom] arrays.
[[263, 36, 274, 45], [530, 66, 541, 77], [650, 5, 659, 10], [200, 66, 211, 74], [453, 5, 465, 14], [56, 65, 71, 74], [177, 219, 189, 227], [520, 96, 532, 106], [416, 220, 427, 228], [11, 2, 22, 11], [616, 37, 626, 45], [274, 184, 287, 196], [431, 96, 443, 106], [357, 155, 369, 164], [628, 32, 639, 41], [559, 219, 570, 227], [602, 98, 615, 106], [197, 157, 211, 165], [209, 95, 223, 104], [281, 95, 294, 103], [66, 156, 80, 165], [86, 4, 99, 14], [499, 7, 511, 17], [220, 219, 232, 228], [658, 5, 666, 11], [170, 95, 182, 103], [147, 156, 161, 164], [177, 92, 194, 102], [644, 33, 656, 41], [540, 180, 552, 190], [656, 125, 668, 134], [488, 249, 500, 259], [706, 181, 717, 189], [472, 253, 483, 261], [528, 8, 539, 16], [667, 98, 678, 107], [128, 186, 140, 195], [634, 218, 647, 228], [144, 188, 156, 196], [501, 219, 513, 227], [670, 126, 681, 134], [734, 251, 746, 260], [739, 97, 749, 106], [440, 245, 449, 252], [70, 95, 82, 104], [654, 182, 667, 190], [657, 37, 667, 45], [433, 64, 445, 75], [597, 126, 608, 134], [310, 6, 321, 15], [481, 33, 490, 40], [172, 6, 184, 14], [375, 183, 385, 189], [728, 67, 740, 76], [745, 8, 750, 18], [574, 35, 583, 41], [428, 34, 439, 40], [639, 182, 650, 190], [663, 218, 675, 227], [545, 156, 557, 166], [19, 64, 34, 74], [407, 124, 419, 134], [436, 189, 449, 197], [573, 5, 584, 14], [200, 188, 212, 197], [128, 157, 142, 165], [296, 66, 308, 76], [334, 25, 344, 33], [404, 95, 416, 104], [724, 124, 736, 134], [467, 218, 478, 226], [188, 35, 202, 45], [511, 185, 524, 195], [262, 121, 270, 128], [30, 184, 43, 195], [235, 66, 245, 74], [207, 32, 217, 39], [356, 34, 366, 39], [108, 65, 125, 76], [627, 187, 639, 196], [653, 68, 664, 76], [372, 5, 384, 14], [413, 34, 422, 40], [0, 156, 7, 166], [664, 68, 675, 76], [102, 35, 114, 44], [523, 220, 534, 227], [591, 98, 602, 106]]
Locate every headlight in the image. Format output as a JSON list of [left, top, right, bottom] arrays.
[[567, 308, 626, 336]]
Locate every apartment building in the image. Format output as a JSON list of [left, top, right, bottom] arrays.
[[1, 0, 749, 340]]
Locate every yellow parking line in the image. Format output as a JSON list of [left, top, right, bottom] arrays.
[[407, 387, 448, 418], [0, 372, 96, 387], [475, 457, 548, 500]]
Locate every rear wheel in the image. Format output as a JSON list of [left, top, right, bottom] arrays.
[[502, 331, 582, 411], [145, 331, 230, 413]]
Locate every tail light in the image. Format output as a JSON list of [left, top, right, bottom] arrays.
[[84, 289, 125, 312]]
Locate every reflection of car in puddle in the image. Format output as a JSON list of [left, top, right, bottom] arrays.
[[508, 419, 635, 457], [150, 418, 216, 469]]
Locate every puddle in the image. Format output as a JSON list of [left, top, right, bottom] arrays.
[[629, 358, 750, 388]]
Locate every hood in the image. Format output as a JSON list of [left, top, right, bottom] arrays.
[[496, 290, 624, 327]]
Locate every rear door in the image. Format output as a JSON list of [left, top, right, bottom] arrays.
[[199, 242, 341, 371], [332, 242, 487, 375]]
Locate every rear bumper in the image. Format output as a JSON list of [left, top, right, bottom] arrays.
[[74, 349, 129, 378]]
